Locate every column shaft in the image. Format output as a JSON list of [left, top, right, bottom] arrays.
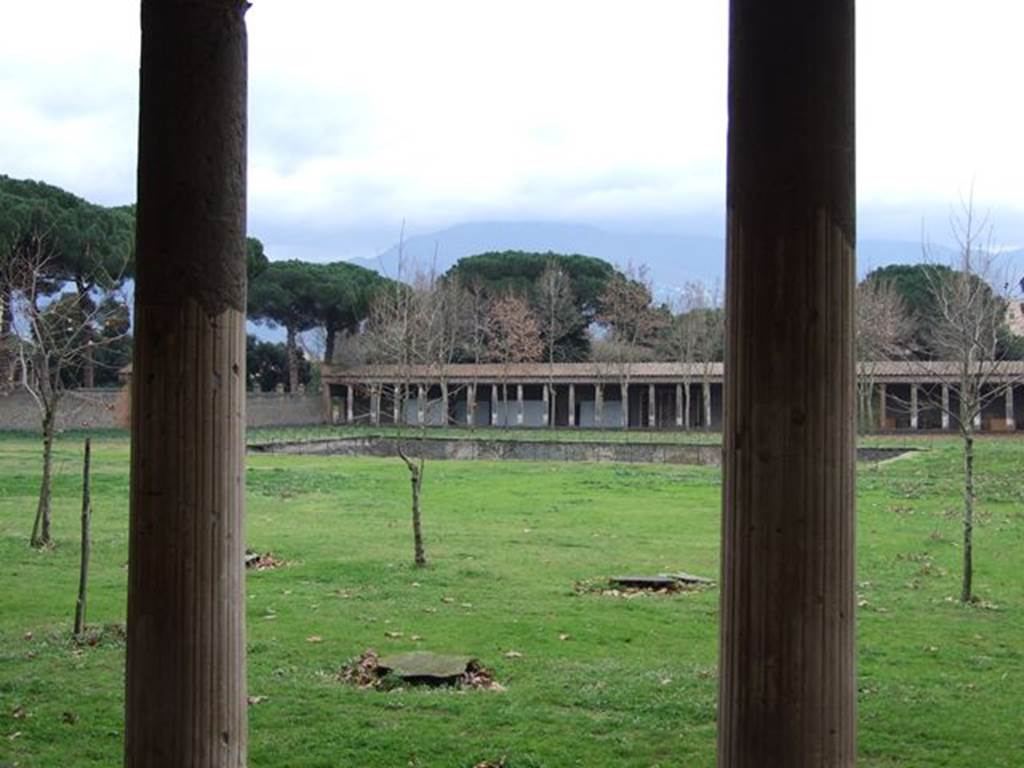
[[595, 384, 603, 426], [346, 385, 354, 424], [126, 2, 249, 765], [648, 384, 657, 428], [910, 384, 919, 429], [516, 384, 524, 425], [719, 2, 856, 765], [568, 383, 576, 427], [1005, 384, 1015, 430]]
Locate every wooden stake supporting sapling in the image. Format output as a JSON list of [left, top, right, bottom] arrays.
[[73, 437, 91, 638]]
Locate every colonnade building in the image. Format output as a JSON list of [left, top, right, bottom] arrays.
[[322, 361, 1024, 432]]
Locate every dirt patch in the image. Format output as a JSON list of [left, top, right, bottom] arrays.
[[574, 573, 715, 598], [245, 550, 288, 571], [339, 649, 504, 691]]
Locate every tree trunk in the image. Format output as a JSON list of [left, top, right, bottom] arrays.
[[324, 322, 336, 365], [286, 325, 299, 393], [74, 438, 92, 637], [83, 340, 96, 388], [961, 432, 975, 603], [410, 461, 426, 567], [30, 407, 56, 548], [398, 448, 427, 567]]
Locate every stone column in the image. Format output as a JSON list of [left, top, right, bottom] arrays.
[[542, 384, 550, 427], [648, 384, 657, 428], [491, 384, 499, 426], [719, 2, 856, 766], [393, 384, 401, 424], [703, 380, 712, 429], [941, 384, 950, 429], [879, 382, 888, 430], [973, 409, 982, 430], [467, 383, 476, 426], [440, 381, 450, 427], [1005, 384, 1015, 431], [676, 383, 684, 428], [370, 386, 380, 426], [346, 385, 354, 425], [516, 384, 524, 425], [417, 384, 425, 426], [126, 2, 249, 765], [595, 383, 603, 426], [321, 381, 332, 425], [910, 384, 919, 429], [568, 383, 576, 427]]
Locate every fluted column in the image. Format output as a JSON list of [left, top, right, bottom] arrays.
[[719, 2, 856, 766], [126, 2, 249, 766]]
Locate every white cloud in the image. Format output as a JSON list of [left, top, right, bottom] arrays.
[[1, 0, 1022, 253]]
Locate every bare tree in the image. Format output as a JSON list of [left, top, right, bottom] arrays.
[[660, 281, 723, 429], [2, 236, 128, 547], [915, 196, 1023, 603], [485, 293, 543, 426], [855, 277, 914, 431], [535, 262, 577, 425], [595, 266, 664, 428]]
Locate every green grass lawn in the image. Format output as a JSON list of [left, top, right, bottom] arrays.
[[0, 431, 1022, 767]]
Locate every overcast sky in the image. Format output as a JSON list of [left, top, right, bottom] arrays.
[[1, 1, 1022, 261]]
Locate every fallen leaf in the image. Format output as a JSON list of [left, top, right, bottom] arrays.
[[12, 707, 26, 719], [411, 635, 423, 642], [558, 633, 571, 641], [306, 635, 323, 644], [503, 651, 523, 659], [8, 731, 22, 741], [384, 631, 403, 639], [247, 696, 267, 706], [23, 632, 33, 641], [441, 597, 455, 603]]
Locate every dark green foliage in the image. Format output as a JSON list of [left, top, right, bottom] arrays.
[[446, 251, 615, 315], [864, 263, 1017, 359], [247, 237, 269, 281], [445, 251, 620, 361], [246, 334, 311, 392]]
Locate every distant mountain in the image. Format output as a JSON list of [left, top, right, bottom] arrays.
[[352, 220, 1024, 299]]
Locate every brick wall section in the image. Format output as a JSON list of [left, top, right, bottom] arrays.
[[0, 387, 325, 431], [245, 392, 324, 427], [0, 388, 127, 431]]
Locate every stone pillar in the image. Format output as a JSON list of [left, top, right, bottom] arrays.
[[595, 383, 603, 427], [516, 384, 524, 425], [910, 384, 919, 429], [346, 385, 354, 425], [393, 384, 401, 425], [621, 384, 630, 428], [676, 383, 684, 428], [973, 408, 982, 430], [126, 2, 249, 765], [441, 381, 449, 427], [370, 386, 380, 426], [542, 384, 550, 427], [941, 384, 950, 429], [879, 382, 888, 430], [321, 381, 332, 425], [648, 384, 657, 428], [491, 384, 500, 426], [1005, 384, 1015, 431], [719, 2, 856, 766], [568, 383, 576, 427], [467, 383, 476, 426], [417, 384, 425, 426], [703, 380, 712, 429]]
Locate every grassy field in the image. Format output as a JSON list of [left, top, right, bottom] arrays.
[[0, 431, 1022, 767]]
